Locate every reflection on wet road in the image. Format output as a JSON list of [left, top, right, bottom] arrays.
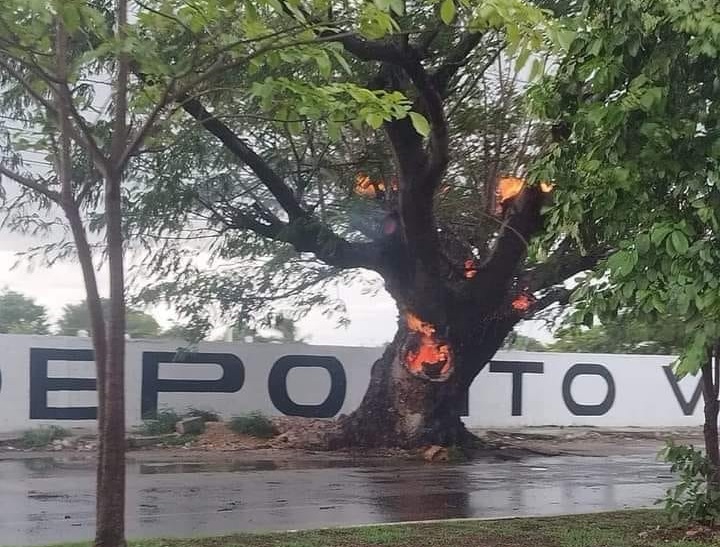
[[0, 452, 674, 546]]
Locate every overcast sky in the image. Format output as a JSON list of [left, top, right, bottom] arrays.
[[0, 228, 553, 346]]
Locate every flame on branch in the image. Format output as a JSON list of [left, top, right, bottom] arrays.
[[511, 292, 535, 313], [540, 181, 555, 193], [402, 312, 454, 382], [495, 176, 555, 214], [464, 259, 478, 279], [354, 173, 398, 199], [496, 176, 525, 210]]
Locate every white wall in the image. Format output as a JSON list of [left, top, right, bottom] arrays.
[[0, 334, 703, 432]]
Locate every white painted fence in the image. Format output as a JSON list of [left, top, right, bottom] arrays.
[[0, 334, 702, 432]]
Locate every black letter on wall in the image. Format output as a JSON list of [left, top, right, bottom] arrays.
[[268, 355, 346, 418], [489, 361, 544, 416], [141, 352, 244, 417], [663, 365, 703, 415], [562, 363, 615, 416], [30, 348, 97, 419]]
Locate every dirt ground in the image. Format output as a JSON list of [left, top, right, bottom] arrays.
[[475, 426, 704, 456], [0, 424, 703, 463]]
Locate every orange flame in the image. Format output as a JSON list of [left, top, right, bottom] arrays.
[[540, 181, 555, 193], [497, 176, 525, 204], [464, 259, 477, 279], [355, 174, 383, 197], [511, 293, 533, 312], [354, 173, 398, 199], [403, 312, 453, 381]]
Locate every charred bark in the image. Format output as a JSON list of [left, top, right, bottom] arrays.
[[336, 304, 519, 449]]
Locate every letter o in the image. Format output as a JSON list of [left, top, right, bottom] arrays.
[[268, 355, 346, 418], [562, 363, 615, 416]]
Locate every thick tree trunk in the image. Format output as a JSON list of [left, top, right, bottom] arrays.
[[338, 313, 515, 448], [339, 330, 466, 448], [701, 348, 720, 489]]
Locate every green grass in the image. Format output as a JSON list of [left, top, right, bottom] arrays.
[[136, 409, 181, 436], [20, 426, 69, 448], [184, 407, 220, 423], [27, 510, 720, 547], [228, 411, 275, 438]]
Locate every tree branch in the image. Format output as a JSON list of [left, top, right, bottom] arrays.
[[431, 32, 484, 93], [475, 186, 546, 289], [181, 95, 307, 219], [225, 208, 383, 271], [530, 286, 573, 314], [0, 164, 60, 201], [524, 240, 608, 292], [181, 95, 384, 271]]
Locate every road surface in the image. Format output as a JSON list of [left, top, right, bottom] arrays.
[[0, 446, 675, 546]]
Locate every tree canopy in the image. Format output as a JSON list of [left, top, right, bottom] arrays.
[[532, 0, 720, 373], [58, 300, 161, 339], [121, 0, 583, 335], [0, 289, 49, 334]]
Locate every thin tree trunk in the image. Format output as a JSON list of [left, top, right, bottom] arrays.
[[94, 170, 126, 547], [701, 346, 720, 489], [63, 204, 109, 504], [53, 15, 115, 540], [94, 0, 128, 542]]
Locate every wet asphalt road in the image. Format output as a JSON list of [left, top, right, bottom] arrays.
[[1, 450, 674, 546]]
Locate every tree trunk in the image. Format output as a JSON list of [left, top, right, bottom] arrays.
[[95, 170, 126, 547], [338, 312, 515, 448], [701, 346, 720, 489]]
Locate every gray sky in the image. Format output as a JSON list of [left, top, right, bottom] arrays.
[[0, 230, 553, 345]]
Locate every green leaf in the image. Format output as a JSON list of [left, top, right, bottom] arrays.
[[366, 112, 385, 129], [515, 48, 531, 72], [670, 231, 689, 255], [316, 51, 332, 78], [637, 233, 650, 254], [528, 58, 543, 81], [389, 0, 404, 15], [409, 112, 431, 137], [440, 0, 456, 25], [651, 225, 673, 245], [557, 29, 576, 51]]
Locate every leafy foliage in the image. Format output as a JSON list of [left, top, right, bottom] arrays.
[[659, 442, 720, 525], [550, 315, 687, 354], [57, 299, 161, 338], [137, 409, 181, 436], [229, 412, 275, 438], [184, 407, 220, 423], [0, 289, 49, 334], [124, 0, 566, 334], [21, 426, 69, 448], [532, 0, 720, 375], [502, 331, 547, 351]]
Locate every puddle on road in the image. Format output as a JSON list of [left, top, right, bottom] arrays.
[[139, 461, 280, 474], [4, 455, 406, 479]]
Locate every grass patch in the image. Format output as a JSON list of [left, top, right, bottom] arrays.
[[21, 426, 69, 448], [228, 412, 275, 438], [185, 407, 220, 423], [28, 510, 720, 547], [136, 409, 181, 436]]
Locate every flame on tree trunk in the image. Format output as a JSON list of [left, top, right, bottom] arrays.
[[338, 311, 518, 448], [177, 41, 572, 450], [402, 312, 453, 381], [333, 177, 552, 449]]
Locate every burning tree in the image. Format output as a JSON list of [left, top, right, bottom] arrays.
[[129, 0, 600, 447]]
